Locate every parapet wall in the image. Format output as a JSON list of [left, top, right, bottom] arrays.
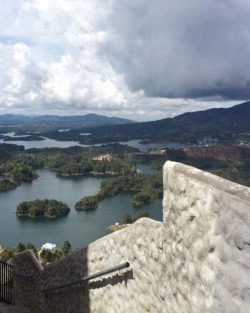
[[13, 161, 250, 313], [163, 161, 250, 313]]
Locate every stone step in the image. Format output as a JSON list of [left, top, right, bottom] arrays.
[[0, 302, 31, 313]]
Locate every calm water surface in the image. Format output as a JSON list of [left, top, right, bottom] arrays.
[[0, 167, 162, 249], [0, 134, 185, 151]]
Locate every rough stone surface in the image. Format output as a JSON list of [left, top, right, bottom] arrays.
[[12, 161, 250, 313], [163, 162, 250, 313], [13, 250, 42, 313]]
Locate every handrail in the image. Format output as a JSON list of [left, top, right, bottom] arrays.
[[0, 260, 14, 304], [13, 272, 33, 278], [0, 260, 13, 267], [0, 260, 32, 278], [42, 262, 130, 293]]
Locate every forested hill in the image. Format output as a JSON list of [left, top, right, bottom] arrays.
[[86, 101, 250, 142], [0, 113, 135, 127]]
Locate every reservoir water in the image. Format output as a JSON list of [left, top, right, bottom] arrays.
[[0, 134, 185, 151], [0, 166, 162, 249]]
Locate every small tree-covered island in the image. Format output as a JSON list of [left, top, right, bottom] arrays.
[[16, 199, 70, 218]]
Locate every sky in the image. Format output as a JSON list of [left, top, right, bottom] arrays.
[[0, 0, 249, 121]]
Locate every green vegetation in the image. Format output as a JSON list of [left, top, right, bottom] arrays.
[[97, 173, 162, 202], [76, 173, 163, 209], [7, 164, 39, 181], [75, 195, 98, 210], [123, 210, 151, 223], [62, 240, 72, 255], [39, 248, 64, 265], [123, 213, 133, 224], [0, 240, 72, 265], [0, 144, 137, 182], [0, 179, 18, 191], [132, 192, 151, 205], [0, 144, 24, 162], [0, 242, 37, 263], [107, 210, 152, 232], [132, 146, 250, 187], [42, 153, 135, 176], [16, 199, 70, 218], [0, 154, 41, 182]]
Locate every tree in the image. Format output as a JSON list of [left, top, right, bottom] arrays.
[[26, 243, 37, 254], [75, 195, 98, 210], [123, 213, 132, 224], [40, 249, 52, 263], [16, 242, 26, 253], [132, 210, 151, 222], [132, 192, 151, 205], [62, 240, 71, 256]]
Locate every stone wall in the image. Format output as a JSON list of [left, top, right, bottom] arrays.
[[163, 162, 250, 313], [13, 250, 43, 313], [13, 161, 250, 313]]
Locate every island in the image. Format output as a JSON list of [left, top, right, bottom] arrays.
[[77, 173, 163, 209], [3, 135, 45, 141], [0, 179, 18, 191], [16, 199, 70, 218], [75, 195, 98, 210]]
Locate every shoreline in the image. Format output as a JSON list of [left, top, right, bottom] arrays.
[[107, 224, 130, 232]]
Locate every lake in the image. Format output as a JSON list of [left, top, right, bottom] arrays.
[[0, 133, 186, 151], [0, 166, 162, 249]]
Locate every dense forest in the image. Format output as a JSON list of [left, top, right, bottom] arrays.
[[0, 178, 18, 191], [16, 199, 70, 218], [0, 144, 137, 181], [132, 146, 250, 187]]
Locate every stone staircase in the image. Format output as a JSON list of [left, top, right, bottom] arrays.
[[0, 302, 30, 313]]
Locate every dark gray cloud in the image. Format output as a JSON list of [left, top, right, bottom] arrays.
[[102, 0, 250, 100]]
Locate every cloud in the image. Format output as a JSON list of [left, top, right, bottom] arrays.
[[103, 0, 250, 100], [0, 0, 248, 120]]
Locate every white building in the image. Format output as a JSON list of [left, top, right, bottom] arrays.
[[41, 243, 56, 251]]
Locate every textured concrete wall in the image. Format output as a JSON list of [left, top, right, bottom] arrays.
[[13, 161, 250, 313]]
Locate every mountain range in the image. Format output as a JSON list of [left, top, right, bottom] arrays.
[[86, 101, 250, 143], [0, 113, 134, 128], [1, 102, 250, 143]]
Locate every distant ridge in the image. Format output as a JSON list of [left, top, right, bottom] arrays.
[[87, 101, 250, 142], [0, 113, 135, 127]]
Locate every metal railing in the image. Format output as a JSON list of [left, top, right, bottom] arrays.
[[13, 271, 33, 278], [42, 262, 130, 293], [0, 260, 13, 304]]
